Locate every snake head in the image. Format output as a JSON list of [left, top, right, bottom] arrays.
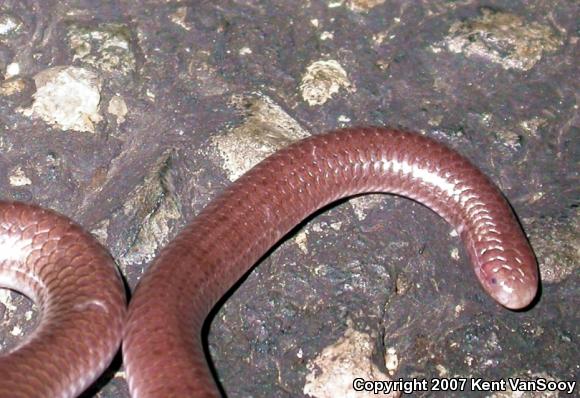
[[475, 247, 539, 310]]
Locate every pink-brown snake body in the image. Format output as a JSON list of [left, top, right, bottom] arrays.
[[0, 203, 126, 398], [0, 127, 538, 397]]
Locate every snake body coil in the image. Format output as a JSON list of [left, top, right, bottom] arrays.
[[0, 203, 126, 398]]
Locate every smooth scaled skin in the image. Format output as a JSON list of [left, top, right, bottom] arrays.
[[0, 202, 126, 398], [123, 127, 538, 398]]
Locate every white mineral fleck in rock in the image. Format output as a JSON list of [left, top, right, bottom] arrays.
[[300, 60, 353, 106], [107, 94, 128, 124], [21, 66, 102, 133], [303, 321, 399, 397], [8, 166, 31, 186], [213, 93, 310, 180]]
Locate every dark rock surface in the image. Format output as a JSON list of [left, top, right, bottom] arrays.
[[0, 1, 577, 397]]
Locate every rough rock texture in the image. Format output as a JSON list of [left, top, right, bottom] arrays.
[[0, 1, 577, 397]]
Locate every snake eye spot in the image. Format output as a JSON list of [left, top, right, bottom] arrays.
[[490, 277, 497, 284]]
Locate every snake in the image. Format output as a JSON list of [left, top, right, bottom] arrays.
[[0, 127, 538, 398]]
